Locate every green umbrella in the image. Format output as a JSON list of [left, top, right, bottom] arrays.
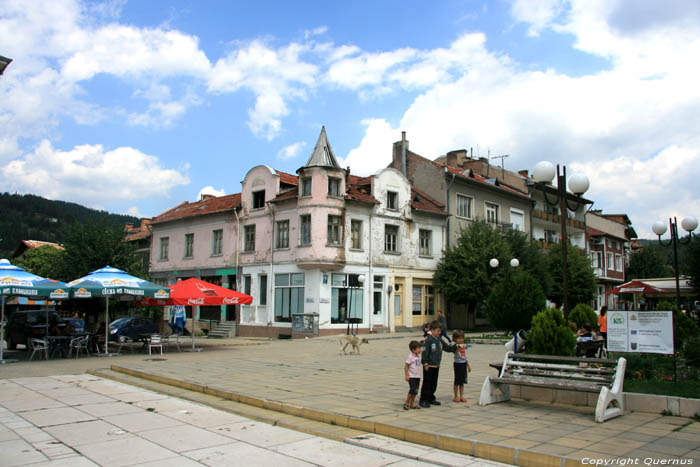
[[0, 259, 69, 363]]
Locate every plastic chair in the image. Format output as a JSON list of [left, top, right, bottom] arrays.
[[148, 335, 163, 355], [167, 333, 181, 352], [116, 335, 135, 354], [29, 338, 49, 361], [69, 336, 90, 358]]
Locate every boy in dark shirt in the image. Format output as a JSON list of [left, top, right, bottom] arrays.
[[419, 320, 451, 407]]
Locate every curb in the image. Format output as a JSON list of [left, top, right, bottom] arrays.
[[106, 364, 585, 467]]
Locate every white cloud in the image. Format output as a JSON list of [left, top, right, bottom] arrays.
[[510, 0, 565, 36], [128, 91, 202, 128], [1, 140, 189, 205], [197, 186, 226, 199], [341, 119, 398, 175], [208, 40, 318, 140], [127, 206, 143, 217], [277, 141, 307, 160]]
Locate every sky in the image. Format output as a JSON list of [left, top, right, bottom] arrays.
[[1, 0, 699, 239]]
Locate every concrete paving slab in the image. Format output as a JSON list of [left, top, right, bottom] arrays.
[[1, 395, 66, 412], [75, 401, 144, 418], [76, 437, 177, 467], [102, 411, 185, 433], [184, 441, 315, 467], [16, 457, 99, 466], [0, 438, 48, 466], [44, 419, 134, 446], [138, 424, 233, 453], [157, 405, 248, 428], [208, 420, 315, 447], [19, 407, 96, 428], [271, 437, 408, 466]]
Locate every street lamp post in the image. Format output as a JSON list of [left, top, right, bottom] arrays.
[[652, 217, 698, 310], [346, 274, 365, 336], [532, 161, 590, 321], [490, 257, 521, 350]]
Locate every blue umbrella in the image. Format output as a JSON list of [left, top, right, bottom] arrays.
[[68, 266, 169, 355], [0, 259, 69, 363]]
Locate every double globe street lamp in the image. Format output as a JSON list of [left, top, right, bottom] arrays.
[[531, 161, 590, 320], [490, 257, 521, 350], [652, 216, 698, 310]]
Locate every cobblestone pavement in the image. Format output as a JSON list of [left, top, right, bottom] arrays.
[[2, 333, 699, 465], [0, 374, 512, 466]]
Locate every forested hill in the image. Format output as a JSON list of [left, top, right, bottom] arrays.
[[0, 192, 140, 259]]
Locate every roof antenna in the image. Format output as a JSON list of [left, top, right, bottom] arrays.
[[491, 154, 510, 179]]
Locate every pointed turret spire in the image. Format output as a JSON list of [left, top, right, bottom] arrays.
[[304, 126, 340, 169]]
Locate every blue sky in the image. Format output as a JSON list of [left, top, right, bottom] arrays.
[[1, 0, 699, 238]]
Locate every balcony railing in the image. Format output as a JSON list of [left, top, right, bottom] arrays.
[[532, 209, 585, 229]]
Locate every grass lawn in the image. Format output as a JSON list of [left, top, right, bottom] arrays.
[[624, 378, 700, 399]]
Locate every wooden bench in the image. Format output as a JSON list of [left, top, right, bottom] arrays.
[[479, 352, 626, 423]]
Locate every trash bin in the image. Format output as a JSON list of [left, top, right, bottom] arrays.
[[291, 313, 319, 338]]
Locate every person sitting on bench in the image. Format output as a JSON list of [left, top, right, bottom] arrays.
[[576, 323, 593, 342]]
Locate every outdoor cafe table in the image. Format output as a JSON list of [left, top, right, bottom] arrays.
[[46, 336, 72, 358]]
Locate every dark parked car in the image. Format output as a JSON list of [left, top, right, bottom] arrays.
[[108, 317, 158, 341], [4, 310, 67, 349], [64, 318, 85, 333]]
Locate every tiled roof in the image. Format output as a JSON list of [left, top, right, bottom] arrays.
[[586, 227, 628, 242], [153, 193, 241, 224], [410, 187, 448, 215], [271, 186, 298, 202], [276, 170, 298, 186], [444, 166, 530, 200], [346, 175, 378, 204]]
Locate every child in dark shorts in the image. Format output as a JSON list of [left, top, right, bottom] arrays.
[[404, 341, 422, 410], [451, 330, 471, 403]]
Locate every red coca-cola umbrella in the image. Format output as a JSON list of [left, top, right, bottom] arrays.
[[605, 280, 663, 295], [138, 278, 252, 351]]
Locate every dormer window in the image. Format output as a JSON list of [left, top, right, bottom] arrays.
[[328, 177, 341, 197], [387, 191, 398, 210], [301, 177, 312, 197], [253, 190, 265, 209]]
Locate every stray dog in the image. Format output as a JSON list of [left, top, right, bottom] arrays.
[[339, 334, 370, 355]]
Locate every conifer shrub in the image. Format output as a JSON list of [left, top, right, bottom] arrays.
[[568, 303, 598, 330], [527, 307, 576, 356], [657, 300, 700, 350], [484, 271, 546, 332]]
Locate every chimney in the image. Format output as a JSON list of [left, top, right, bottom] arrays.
[[200, 194, 215, 201], [445, 149, 468, 167], [401, 131, 408, 176], [124, 223, 133, 232], [518, 170, 529, 178], [345, 166, 351, 193]]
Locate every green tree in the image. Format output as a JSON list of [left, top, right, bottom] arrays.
[[682, 237, 700, 294], [547, 242, 596, 312], [484, 271, 546, 332], [14, 245, 64, 279], [528, 307, 577, 356], [434, 220, 510, 320], [59, 221, 145, 281], [627, 245, 674, 280], [568, 303, 598, 329], [503, 229, 552, 296]]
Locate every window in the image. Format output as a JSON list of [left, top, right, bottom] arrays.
[[301, 177, 312, 197], [373, 276, 383, 316], [615, 254, 622, 272], [276, 220, 289, 249], [252, 190, 265, 209], [243, 275, 251, 296], [607, 252, 614, 271], [387, 191, 398, 210], [274, 273, 305, 322], [485, 202, 499, 224], [456, 194, 472, 219], [159, 237, 169, 260], [328, 177, 341, 197], [300, 215, 311, 245], [211, 229, 223, 256], [545, 229, 558, 243], [351, 220, 362, 249], [510, 210, 524, 232], [419, 229, 432, 256], [385, 225, 398, 252], [244, 225, 255, 252], [591, 251, 601, 268], [327, 215, 342, 245], [259, 274, 267, 306], [331, 273, 364, 324], [184, 233, 194, 258], [412, 285, 434, 316]]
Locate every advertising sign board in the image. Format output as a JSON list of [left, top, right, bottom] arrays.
[[606, 311, 674, 354]]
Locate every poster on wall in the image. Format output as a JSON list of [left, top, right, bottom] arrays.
[[606, 311, 674, 354]]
